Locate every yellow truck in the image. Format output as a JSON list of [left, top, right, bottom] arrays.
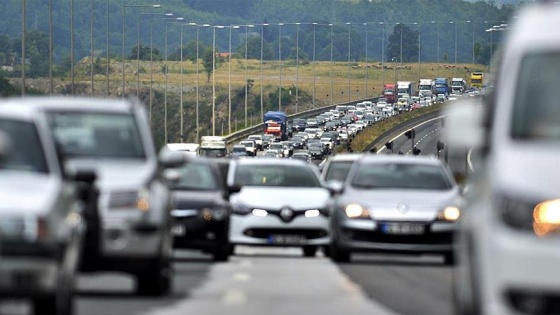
[[470, 72, 484, 89]]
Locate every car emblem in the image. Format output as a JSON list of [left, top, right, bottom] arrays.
[[280, 207, 294, 222], [397, 204, 409, 214]]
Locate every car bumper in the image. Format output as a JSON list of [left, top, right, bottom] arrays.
[[481, 227, 560, 315], [229, 214, 330, 246], [171, 215, 229, 250], [0, 258, 58, 297], [334, 218, 455, 253]]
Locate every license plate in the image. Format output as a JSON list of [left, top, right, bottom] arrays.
[[171, 224, 186, 236], [267, 234, 306, 245], [381, 223, 425, 235]]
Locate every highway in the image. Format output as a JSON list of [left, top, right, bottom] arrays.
[[0, 115, 458, 315]]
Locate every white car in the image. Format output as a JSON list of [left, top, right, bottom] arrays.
[[239, 140, 258, 156], [227, 159, 331, 256], [248, 134, 264, 151], [449, 4, 560, 314], [320, 137, 333, 152]]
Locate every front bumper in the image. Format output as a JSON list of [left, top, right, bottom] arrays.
[[171, 213, 229, 250], [229, 213, 330, 246], [481, 227, 560, 315], [0, 257, 58, 297], [334, 218, 455, 254]]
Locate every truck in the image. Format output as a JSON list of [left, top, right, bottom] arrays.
[[418, 79, 434, 98], [166, 142, 200, 157], [397, 81, 414, 98], [263, 111, 288, 141], [434, 78, 450, 96], [382, 84, 396, 104], [199, 136, 227, 158], [470, 72, 484, 89], [451, 78, 467, 94]]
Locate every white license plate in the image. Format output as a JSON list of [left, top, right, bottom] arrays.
[[267, 234, 306, 245], [381, 223, 425, 235], [171, 224, 186, 236]]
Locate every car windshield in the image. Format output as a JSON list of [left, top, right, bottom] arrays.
[[0, 119, 49, 174], [240, 142, 254, 147], [47, 112, 146, 159], [324, 161, 354, 182], [234, 164, 320, 187], [270, 144, 283, 150], [351, 162, 453, 190], [233, 146, 246, 152], [173, 162, 219, 190], [511, 52, 560, 141]]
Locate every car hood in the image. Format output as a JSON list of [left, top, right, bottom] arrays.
[[339, 188, 459, 221], [65, 158, 156, 191], [0, 172, 60, 215], [231, 187, 330, 210], [172, 190, 226, 209]]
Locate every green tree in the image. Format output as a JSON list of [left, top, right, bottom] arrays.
[[0, 73, 16, 96], [387, 24, 418, 62], [129, 44, 162, 61], [202, 47, 215, 83], [236, 35, 273, 60], [169, 40, 205, 62]]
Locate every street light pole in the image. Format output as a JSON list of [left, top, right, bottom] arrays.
[[295, 23, 300, 113], [122, 4, 161, 98], [278, 23, 283, 111], [180, 23, 185, 142], [70, 0, 74, 95], [433, 21, 440, 76], [49, 0, 53, 95], [364, 22, 368, 99], [228, 25, 239, 134], [416, 22, 420, 82], [468, 20, 474, 65], [244, 25, 253, 128], [330, 23, 334, 105], [106, 0, 110, 97], [21, 0, 26, 97], [312, 22, 317, 107], [260, 23, 268, 119], [400, 23, 403, 65], [90, 0, 94, 97], [380, 22, 385, 87], [346, 22, 351, 102]]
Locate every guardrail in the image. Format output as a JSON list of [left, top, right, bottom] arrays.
[[363, 108, 444, 153], [224, 97, 381, 145]]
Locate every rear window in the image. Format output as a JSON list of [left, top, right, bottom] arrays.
[[350, 162, 453, 190], [0, 119, 49, 173], [511, 52, 560, 141], [324, 161, 354, 182]]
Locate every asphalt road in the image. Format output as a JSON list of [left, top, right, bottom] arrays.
[[0, 114, 458, 315]]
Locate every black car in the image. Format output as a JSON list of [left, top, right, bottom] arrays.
[[170, 158, 233, 261], [291, 118, 307, 132], [324, 121, 337, 131], [292, 136, 306, 149], [308, 146, 324, 160]]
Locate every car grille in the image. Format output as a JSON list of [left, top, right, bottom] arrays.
[[244, 228, 328, 239], [507, 289, 560, 315], [343, 228, 453, 245]]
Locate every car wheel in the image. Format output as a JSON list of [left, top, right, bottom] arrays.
[[33, 269, 74, 315], [213, 244, 232, 262], [329, 243, 351, 263], [302, 246, 318, 257], [136, 256, 172, 296]]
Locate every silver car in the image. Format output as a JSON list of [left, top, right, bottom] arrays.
[[227, 159, 331, 257], [0, 104, 94, 314], [5, 97, 184, 296], [329, 155, 460, 264]]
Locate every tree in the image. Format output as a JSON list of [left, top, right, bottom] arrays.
[[129, 44, 162, 61], [474, 42, 482, 64], [0, 73, 16, 96], [387, 24, 418, 62], [169, 40, 206, 62], [202, 47, 215, 82], [236, 35, 273, 60]]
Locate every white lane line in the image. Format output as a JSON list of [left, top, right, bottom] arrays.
[[232, 272, 251, 282], [467, 147, 475, 172], [221, 288, 247, 305], [378, 115, 445, 153]]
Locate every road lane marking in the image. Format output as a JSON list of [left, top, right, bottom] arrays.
[[233, 272, 251, 282], [221, 288, 247, 305]]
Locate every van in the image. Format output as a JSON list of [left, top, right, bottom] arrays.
[[448, 3, 560, 314]]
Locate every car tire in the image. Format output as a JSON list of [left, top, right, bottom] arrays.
[[136, 256, 172, 296], [213, 244, 232, 262], [329, 243, 351, 263], [33, 269, 74, 315], [302, 246, 318, 257]]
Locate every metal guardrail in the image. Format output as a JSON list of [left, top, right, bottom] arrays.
[[224, 97, 381, 145], [363, 108, 444, 153]]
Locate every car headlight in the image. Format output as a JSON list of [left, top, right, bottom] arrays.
[[344, 204, 370, 219], [437, 206, 461, 222], [533, 199, 560, 237], [108, 189, 151, 212], [232, 203, 252, 215], [251, 209, 268, 217]]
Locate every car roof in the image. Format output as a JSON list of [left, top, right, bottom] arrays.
[[233, 157, 308, 166], [326, 153, 363, 162], [0, 97, 137, 117]]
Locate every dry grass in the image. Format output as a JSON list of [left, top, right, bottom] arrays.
[[94, 58, 487, 104]]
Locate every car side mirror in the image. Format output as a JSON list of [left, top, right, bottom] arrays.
[[326, 181, 344, 196], [163, 169, 181, 184], [228, 185, 242, 195], [158, 147, 187, 168]]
